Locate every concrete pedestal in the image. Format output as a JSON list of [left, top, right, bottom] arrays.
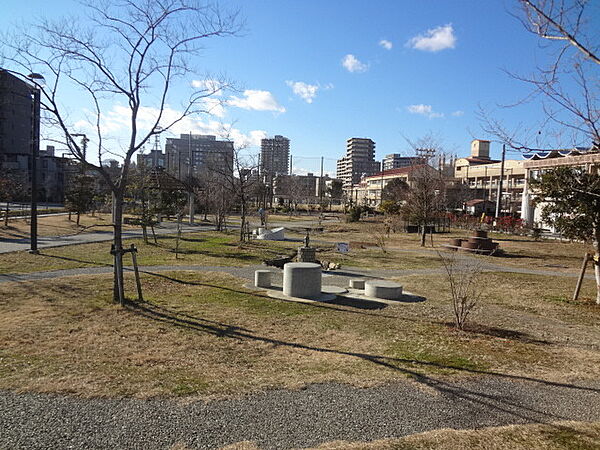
[[283, 262, 322, 299], [254, 270, 272, 288], [349, 279, 365, 289], [365, 280, 403, 300], [297, 246, 316, 262]]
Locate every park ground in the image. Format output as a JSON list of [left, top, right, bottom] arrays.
[[1, 213, 599, 448]]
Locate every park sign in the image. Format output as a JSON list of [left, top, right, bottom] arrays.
[[336, 242, 349, 254]]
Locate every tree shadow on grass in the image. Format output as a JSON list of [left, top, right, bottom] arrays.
[[436, 322, 554, 346], [125, 295, 600, 428]]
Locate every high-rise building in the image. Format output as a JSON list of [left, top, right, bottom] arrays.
[[336, 137, 380, 188], [382, 154, 422, 171], [260, 135, 290, 176], [165, 134, 234, 179], [0, 69, 36, 168], [1, 70, 73, 203]]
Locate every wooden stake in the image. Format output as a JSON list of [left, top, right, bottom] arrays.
[[573, 253, 590, 302], [130, 244, 143, 302]]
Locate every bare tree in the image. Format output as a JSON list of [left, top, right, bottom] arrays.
[[0, 168, 25, 227], [401, 135, 447, 246], [1, 0, 241, 304], [206, 145, 259, 242], [480, 0, 599, 150], [438, 251, 485, 330]]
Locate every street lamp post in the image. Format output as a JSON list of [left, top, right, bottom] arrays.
[[27, 73, 44, 254]]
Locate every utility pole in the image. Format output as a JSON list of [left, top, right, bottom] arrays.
[[188, 131, 194, 224], [319, 156, 324, 210], [380, 165, 384, 207], [29, 86, 40, 254], [269, 149, 274, 208], [495, 144, 506, 218], [27, 73, 44, 254]]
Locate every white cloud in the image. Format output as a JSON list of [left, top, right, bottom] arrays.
[[201, 97, 226, 118], [407, 24, 456, 52], [286, 80, 324, 103], [406, 104, 444, 119], [341, 54, 368, 73], [379, 39, 393, 50], [96, 104, 266, 149], [451, 110, 464, 117], [227, 90, 286, 113]]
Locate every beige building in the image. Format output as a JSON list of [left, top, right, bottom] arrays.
[[454, 139, 526, 215], [351, 165, 438, 207], [521, 149, 600, 226], [336, 137, 380, 189]]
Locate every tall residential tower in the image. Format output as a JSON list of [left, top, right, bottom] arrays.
[[336, 137, 380, 188], [260, 135, 290, 176]]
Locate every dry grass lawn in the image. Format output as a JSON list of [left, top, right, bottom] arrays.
[[320, 220, 595, 273], [0, 229, 443, 274], [1, 267, 598, 398], [0, 213, 137, 240], [0, 231, 300, 274], [311, 421, 600, 450]]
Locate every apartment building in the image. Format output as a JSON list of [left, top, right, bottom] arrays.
[[260, 135, 290, 176], [382, 154, 421, 171], [165, 134, 234, 179], [336, 137, 380, 189]]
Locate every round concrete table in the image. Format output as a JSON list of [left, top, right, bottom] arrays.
[[283, 262, 322, 299]]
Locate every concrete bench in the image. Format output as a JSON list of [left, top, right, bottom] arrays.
[[365, 280, 403, 300], [254, 270, 272, 288]]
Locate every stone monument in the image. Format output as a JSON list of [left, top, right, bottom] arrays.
[[297, 230, 316, 263]]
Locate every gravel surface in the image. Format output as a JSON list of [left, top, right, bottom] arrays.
[[1, 378, 599, 449], [0, 260, 592, 286]]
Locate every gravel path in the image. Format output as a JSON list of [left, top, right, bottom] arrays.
[[0, 259, 592, 286], [1, 378, 599, 449]]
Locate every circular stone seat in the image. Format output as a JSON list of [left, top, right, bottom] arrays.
[[254, 270, 272, 288], [283, 262, 322, 299], [349, 279, 365, 289], [364, 280, 403, 300]]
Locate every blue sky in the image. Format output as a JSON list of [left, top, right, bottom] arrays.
[[1, 0, 585, 175]]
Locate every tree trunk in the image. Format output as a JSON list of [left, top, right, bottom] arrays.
[[239, 197, 246, 242], [175, 213, 182, 259], [4, 202, 9, 226], [112, 190, 125, 305], [420, 224, 426, 247], [76, 212, 80, 226], [595, 229, 600, 305]]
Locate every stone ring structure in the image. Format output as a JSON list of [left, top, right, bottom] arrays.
[[364, 280, 403, 300]]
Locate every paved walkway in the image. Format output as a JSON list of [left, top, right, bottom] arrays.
[[1, 377, 599, 449]]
